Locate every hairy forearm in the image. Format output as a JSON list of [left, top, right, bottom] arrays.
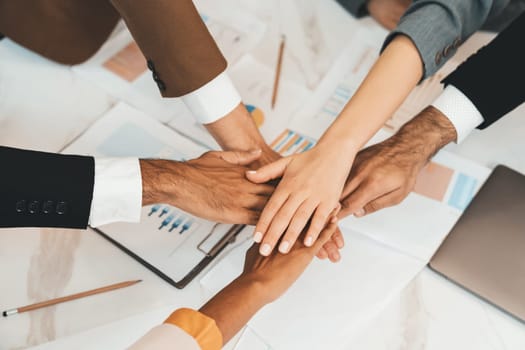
[[199, 276, 267, 344], [319, 35, 423, 151], [394, 105, 457, 161], [139, 159, 184, 206]]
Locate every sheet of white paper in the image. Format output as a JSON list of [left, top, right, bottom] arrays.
[[233, 327, 273, 350], [200, 228, 424, 350]]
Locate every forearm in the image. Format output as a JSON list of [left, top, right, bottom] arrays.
[[199, 276, 266, 344], [394, 105, 457, 161], [140, 159, 184, 206], [318, 35, 423, 151], [204, 103, 274, 155]]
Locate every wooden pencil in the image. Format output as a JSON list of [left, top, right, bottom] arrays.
[[2, 279, 142, 317], [271, 35, 286, 109]]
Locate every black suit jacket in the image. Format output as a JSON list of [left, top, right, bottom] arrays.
[[443, 12, 525, 129], [0, 147, 94, 228]]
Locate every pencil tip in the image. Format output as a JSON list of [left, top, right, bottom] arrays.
[[2, 311, 7, 317]]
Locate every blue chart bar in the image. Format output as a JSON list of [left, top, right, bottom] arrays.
[[169, 216, 185, 232], [448, 173, 478, 210], [148, 204, 161, 216], [159, 214, 174, 230]]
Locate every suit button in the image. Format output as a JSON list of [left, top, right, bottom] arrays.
[[434, 51, 442, 65], [28, 200, 40, 214], [147, 59, 155, 71], [42, 200, 54, 214], [56, 201, 68, 215], [443, 44, 453, 57], [452, 37, 462, 49], [15, 200, 27, 213]]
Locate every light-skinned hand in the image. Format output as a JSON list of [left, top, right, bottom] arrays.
[[246, 144, 352, 256]]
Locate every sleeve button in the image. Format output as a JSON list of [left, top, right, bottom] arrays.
[[42, 200, 55, 214], [56, 201, 68, 215], [28, 200, 40, 214], [15, 200, 27, 213]]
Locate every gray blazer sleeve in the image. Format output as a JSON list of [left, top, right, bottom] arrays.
[[381, 0, 510, 79]]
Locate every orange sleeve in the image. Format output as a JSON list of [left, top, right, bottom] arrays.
[[164, 308, 223, 350]]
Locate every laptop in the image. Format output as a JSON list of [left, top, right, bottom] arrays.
[[429, 165, 525, 322]]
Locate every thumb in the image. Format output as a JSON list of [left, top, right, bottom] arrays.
[[219, 149, 262, 165], [246, 156, 291, 183]]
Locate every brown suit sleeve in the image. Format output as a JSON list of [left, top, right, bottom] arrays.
[[110, 0, 227, 97]]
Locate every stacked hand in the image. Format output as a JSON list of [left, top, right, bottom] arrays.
[[247, 140, 354, 257], [140, 150, 275, 225], [339, 106, 458, 218]]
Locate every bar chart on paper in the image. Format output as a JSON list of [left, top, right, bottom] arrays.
[[270, 129, 316, 156]]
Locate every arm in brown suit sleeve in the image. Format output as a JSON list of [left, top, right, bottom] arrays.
[[110, 0, 227, 97]]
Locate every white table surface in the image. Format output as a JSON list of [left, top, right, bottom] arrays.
[[1, 0, 524, 349]]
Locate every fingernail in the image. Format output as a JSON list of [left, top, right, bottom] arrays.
[[279, 241, 290, 253], [354, 209, 365, 217], [304, 236, 313, 247], [330, 252, 341, 262], [335, 237, 344, 248], [253, 231, 263, 243], [331, 216, 338, 223], [250, 149, 262, 154], [247, 170, 257, 174], [260, 243, 272, 256]]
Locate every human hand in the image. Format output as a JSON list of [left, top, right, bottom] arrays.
[[339, 106, 457, 218], [247, 141, 355, 256], [316, 227, 345, 262], [198, 217, 338, 343], [367, 0, 412, 30], [240, 217, 338, 304], [140, 150, 275, 225]]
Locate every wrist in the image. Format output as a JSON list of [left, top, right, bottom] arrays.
[[205, 103, 269, 152], [139, 159, 184, 206], [316, 132, 361, 161], [396, 106, 457, 163]]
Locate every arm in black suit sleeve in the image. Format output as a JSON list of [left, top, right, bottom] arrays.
[[442, 13, 525, 129], [0, 146, 95, 229]]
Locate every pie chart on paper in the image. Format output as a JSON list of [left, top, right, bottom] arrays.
[[245, 104, 265, 128]]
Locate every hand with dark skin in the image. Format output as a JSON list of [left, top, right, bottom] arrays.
[[199, 218, 339, 344], [339, 106, 457, 218], [140, 150, 275, 225], [368, 0, 412, 30]]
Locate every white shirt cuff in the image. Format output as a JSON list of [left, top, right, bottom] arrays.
[[180, 71, 242, 124], [431, 85, 484, 144], [89, 158, 142, 227]]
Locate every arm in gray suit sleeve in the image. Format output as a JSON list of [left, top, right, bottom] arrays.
[[381, 0, 510, 79]]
